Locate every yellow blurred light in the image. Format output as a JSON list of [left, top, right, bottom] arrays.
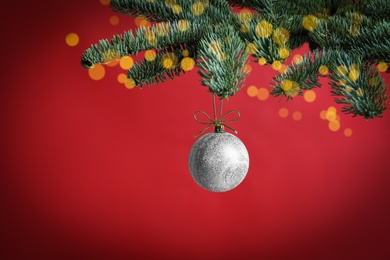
[[336, 65, 348, 76], [377, 62, 389, 72], [293, 54, 303, 64], [65, 33, 79, 47], [257, 88, 269, 101], [302, 15, 319, 31], [339, 79, 347, 86], [182, 49, 189, 57], [156, 22, 170, 36], [100, 0, 110, 5], [326, 111, 336, 122], [240, 23, 250, 33], [349, 63, 359, 71], [369, 77, 379, 86], [258, 57, 267, 66], [172, 4, 182, 14], [351, 12, 364, 24], [278, 64, 288, 74], [145, 50, 157, 61], [279, 47, 290, 59], [125, 78, 136, 89], [281, 79, 293, 91], [247, 86, 258, 97], [238, 9, 253, 23], [328, 120, 341, 132], [246, 43, 258, 54], [304, 90, 316, 102], [88, 64, 105, 81], [117, 73, 127, 84], [110, 16, 119, 25], [318, 65, 328, 75], [356, 88, 364, 97], [191, 2, 204, 16], [279, 107, 289, 118], [344, 128, 353, 137], [272, 28, 290, 45], [348, 69, 360, 81], [120, 56, 134, 70], [292, 111, 302, 121], [272, 60, 282, 70], [349, 24, 361, 36], [178, 19, 190, 31], [135, 16, 147, 27], [242, 64, 252, 74], [180, 57, 195, 71], [255, 20, 273, 38], [165, 0, 176, 7], [320, 110, 327, 120], [106, 59, 119, 67]]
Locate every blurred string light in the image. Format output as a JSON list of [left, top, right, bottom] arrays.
[[67, 3, 356, 136]]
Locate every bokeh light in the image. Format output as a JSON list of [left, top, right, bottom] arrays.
[[65, 33, 79, 47], [110, 16, 120, 25], [328, 120, 341, 132], [242, 64, 252, 74], [135, 16, 150, 27], [106, 59, 119, 67], [100, 0, 110, 6], [117, 73, 127, 84], [293, 54, 303, 64], [125, 78, 136, 89], [120, 56, 134, 70], [344, 128, 353, 137], [292, 111, 302, 121], [88, 64, 105, 81], [304, 90, 316, 103], [257, 88, 269, 101], [247, 86, 258, 97], [279, 107, 289, 118], [320, 110, 327, 120], [325, 106, 337, 121]]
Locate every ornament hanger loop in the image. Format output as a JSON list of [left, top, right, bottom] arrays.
[[193, 95, 240, 137]]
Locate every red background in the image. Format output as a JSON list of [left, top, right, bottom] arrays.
[[2, 1, 390, 259]]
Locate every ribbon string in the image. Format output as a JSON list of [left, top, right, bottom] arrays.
[[193, 95, 240, 137]]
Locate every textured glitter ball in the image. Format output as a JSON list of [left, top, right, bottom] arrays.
[[188, 132, 250, 192]]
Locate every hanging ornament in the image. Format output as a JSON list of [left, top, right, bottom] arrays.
[[188, 96, 249, 192]]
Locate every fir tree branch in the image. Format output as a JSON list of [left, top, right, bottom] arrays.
[[309, 14, 390, 63], [110, 0, 175, 22], [81, 0, 390, 120], [128, 44, 197, 87], [197, 23, 248, 99], [364, 0, 390, 21], [329, 60, 387, 119], [271, 50, 329, 98], [271, 50, 388, 119], [81, 20, 207, 69]]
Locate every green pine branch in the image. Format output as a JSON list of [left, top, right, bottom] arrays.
[[128, 44, 197, 86], [110, 0, 177, 22], [81, 19, 207, 68], [197, 23, 248, 98], [81, 0, 389, 119]]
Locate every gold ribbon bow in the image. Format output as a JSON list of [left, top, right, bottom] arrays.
[[193, 95, 240, 137]]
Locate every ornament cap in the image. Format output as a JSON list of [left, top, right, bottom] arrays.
[[214, 124, 224, 133]]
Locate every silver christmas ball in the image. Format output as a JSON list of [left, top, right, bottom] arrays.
[[188, 131, 249, 192]]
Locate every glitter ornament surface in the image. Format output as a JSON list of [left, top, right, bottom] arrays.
[[188, 132, 249, 192]]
